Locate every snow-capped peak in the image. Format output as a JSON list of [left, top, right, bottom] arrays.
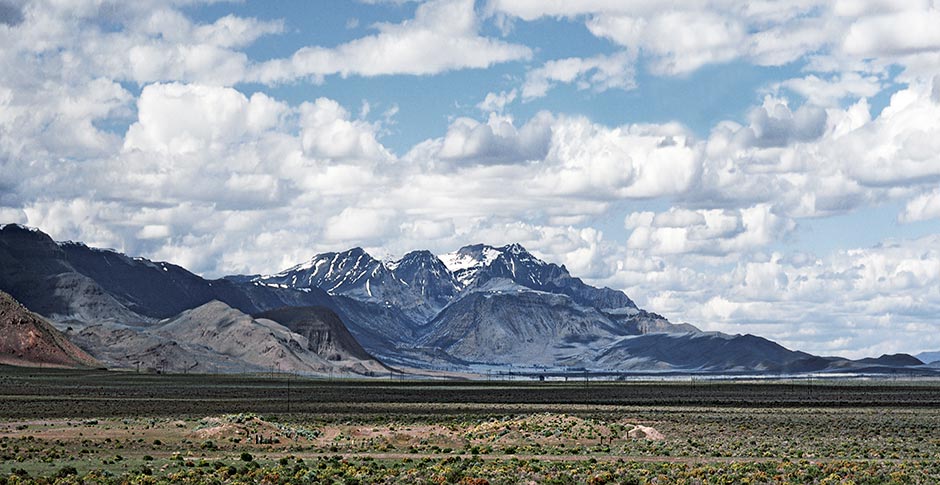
[[244, 241, 635, 322], [504, 242, 527, 255], [280, 256, 319, 274], [438, 243, 547, 288], [386, 249, 438, 272], [439, 244, 502, 273]]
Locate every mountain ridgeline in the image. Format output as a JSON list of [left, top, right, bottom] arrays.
[[254, 243, 638, 322], [0, 224, 929, 375]]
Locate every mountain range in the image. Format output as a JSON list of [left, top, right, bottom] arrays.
[[0, 223, 931, 376]]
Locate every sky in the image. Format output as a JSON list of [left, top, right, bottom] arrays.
[[1, 0, 940, 359]]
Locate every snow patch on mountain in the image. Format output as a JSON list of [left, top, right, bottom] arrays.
[[440, 246, 501, 272]]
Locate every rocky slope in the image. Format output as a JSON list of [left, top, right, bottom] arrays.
[[157, 301, 387, 375], [0, 225, 146, 324], [0, 224, 333, 323], [69, 301, 388, 376], [0, 290, 100, 368], [440, 243, 637, 310], [418, 290, 628, 367], [255, 306, 381, 364], [257, 248, 459, 322]]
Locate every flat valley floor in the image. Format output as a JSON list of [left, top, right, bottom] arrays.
[[2, 367, 940, 484]]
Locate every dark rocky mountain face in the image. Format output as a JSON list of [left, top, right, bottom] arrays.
[[256, 248, 459, 322], [387, 250, 461, 312], [0, 225, 141, 323], [441, 243, 637, 311], [255, 306, 380, 363], [59, 241, 334, 318], [259, 243, 639, 325], [327, 295, 421, 360], [0, 224, 333, 322], [418, 291, 626, 367], [60, 241, 230, 318]]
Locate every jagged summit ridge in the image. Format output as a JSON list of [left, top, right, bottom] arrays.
[[256, 247, 459, 322], [441, 243, 637, 312], [257, 242, 639, 325], [439, 243, 552, 288], [268, 247, 389, 294]]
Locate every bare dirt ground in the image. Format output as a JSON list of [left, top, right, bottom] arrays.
[[0, 413, 665, 454]]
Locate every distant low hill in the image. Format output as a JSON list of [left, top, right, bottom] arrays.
[[856, 354, 924, 367], [0, 290, 100, 369], [916, 351, 940, 365]]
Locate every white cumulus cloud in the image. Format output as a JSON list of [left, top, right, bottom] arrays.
[[251, 0, 531, 83], [900, 189, 940, 223], [521, 51, 636, 100], [299, 98, 393, 162], [124, 83, 288, 155]]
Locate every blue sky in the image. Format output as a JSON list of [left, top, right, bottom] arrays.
[[2, 0, 940, 358], [189, 1, 807, 149]]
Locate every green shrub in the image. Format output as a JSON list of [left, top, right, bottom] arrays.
[[55, 466, 78, 478]]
